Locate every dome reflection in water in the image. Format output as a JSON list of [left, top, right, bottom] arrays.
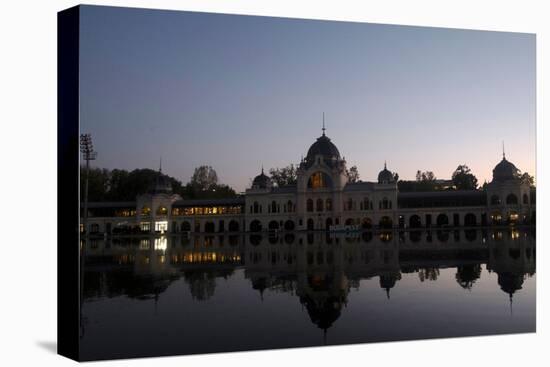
[[79, 229, 535, 360]]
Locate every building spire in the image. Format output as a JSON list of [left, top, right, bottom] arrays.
[[261, 164, 264, 175], [322, 112, 326, 136], [502, 141, 506, 159], [159, 156, 162, 173], [384, 160, 387, 170]]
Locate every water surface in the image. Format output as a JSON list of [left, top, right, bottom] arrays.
[[80, 229, 536, 360]]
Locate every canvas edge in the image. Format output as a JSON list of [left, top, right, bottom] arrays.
[[57, 4, 81, 362]]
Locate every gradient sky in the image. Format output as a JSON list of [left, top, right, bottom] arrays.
[[80, 5, 536, 192]]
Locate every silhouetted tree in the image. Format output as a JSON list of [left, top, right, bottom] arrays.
[[399, 170, 438, 192], [181, 182, 237, 200], [480, 180, 488, 190], [80, 165, 237, 201], [183, 270, 217, 301], [418, 267, 440, 282], [452, 165, 478, 190], [79, 166, 110, 202], [416, 170, 436, 182], [346, 165, 360, 183], [115, 168, 161, 200], [269, 164, 298, 186], [189, 165, 218, 191], [520, 172, 535, 187], [455, 264, 482, 290], [181, 165, 238, 199]]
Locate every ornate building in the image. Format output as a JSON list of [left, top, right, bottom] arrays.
[[81, 129, 535, 235]]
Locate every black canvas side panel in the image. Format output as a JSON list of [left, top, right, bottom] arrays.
[[57, 5, 80, 361]]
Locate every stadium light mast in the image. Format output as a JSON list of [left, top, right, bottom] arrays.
[[80, 134, 97, 236]]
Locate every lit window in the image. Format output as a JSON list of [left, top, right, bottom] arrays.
[[308, 172, 332, 189], [155, 221, 168, 233], [141, 206, 151, 216]]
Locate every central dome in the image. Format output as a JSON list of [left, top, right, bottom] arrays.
[[492, 157, 519, 182], [305, 134, 341, 168]]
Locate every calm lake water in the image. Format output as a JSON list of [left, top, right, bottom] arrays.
[[80, 229, 535, 360]]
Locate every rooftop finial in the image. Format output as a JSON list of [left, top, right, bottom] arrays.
[[502, 141, 506, 159], [322, 112, 326, 136], [384, 160, 387, 170], [159, 156, 162, 173], [261, 164, 264, 174]]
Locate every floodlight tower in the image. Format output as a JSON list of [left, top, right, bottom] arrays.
[[80, 134, 97, 235]]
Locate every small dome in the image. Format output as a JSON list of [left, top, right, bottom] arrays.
[[252, 168, 271, 189], [305, 134, 341, 168], [493, 157, 519, 182], [378, 163, 395, 184]]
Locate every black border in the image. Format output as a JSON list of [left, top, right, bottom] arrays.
[[57, 5, 80, 361]]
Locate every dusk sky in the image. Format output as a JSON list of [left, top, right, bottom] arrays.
[[80, 5, 536, 193]]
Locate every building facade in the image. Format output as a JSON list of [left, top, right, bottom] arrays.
[[81, 130, 535, 235]]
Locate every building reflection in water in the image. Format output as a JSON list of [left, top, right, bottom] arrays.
[[81, 228, 535, 335]]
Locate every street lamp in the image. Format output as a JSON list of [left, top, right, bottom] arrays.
[[80, 133, 97, 236]]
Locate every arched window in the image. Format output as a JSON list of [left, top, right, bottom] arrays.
[[436, 214, 449, 227], [141, 206, 151, 216], [409, 215, 421, 228], [506, 193, 518, 205], [491, 211, 502, 225], [382, 197, 389, 210], [490, 195, 501, 205], [250, 220, 262, 232], [253, 201, 260, 214], [228, 220, 239, 232], [464, 213, 477, 226], [287, 200, 293, 213], [316, 198, 324, 212], [181, 221, 191, 232], [271, 201, 277, 213], [345, 198, 353, 211], [523, 194, 529, 205], [284, 220, 295, 231], [361, 218, 372, 229], [268, 220, 279, 230], [306, 199, 314, 212], [326, 198, 332, 211], [90, 223, 100, 233], [156, 206, 167, 215], [379, 216, 392, 229], [363, 198, 370, 211], [204, 221, 215, 233], [307, 171, 333, 189]]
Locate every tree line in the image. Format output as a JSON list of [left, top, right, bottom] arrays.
[[80, 165, 237, 202], [82, 163, 535, 202]]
